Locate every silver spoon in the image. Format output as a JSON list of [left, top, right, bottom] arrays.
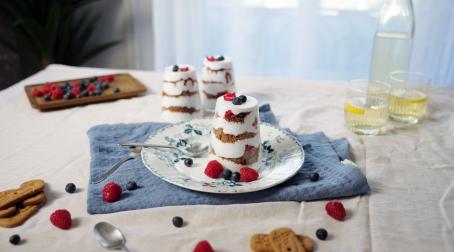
[[119, 142, 208, 158], [94, 222, 131, 252]]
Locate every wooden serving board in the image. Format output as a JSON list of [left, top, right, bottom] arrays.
[[24, 73, 147, 110]]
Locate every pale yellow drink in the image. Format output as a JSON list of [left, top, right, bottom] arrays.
[[345, 97, 388, 135], [389, 88, 428, 123]]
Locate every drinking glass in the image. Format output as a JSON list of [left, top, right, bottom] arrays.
[[345, 80, 389, 135], [388, 71, 430, 124]]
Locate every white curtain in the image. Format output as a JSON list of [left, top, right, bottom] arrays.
[[131, 0, 454, 85]]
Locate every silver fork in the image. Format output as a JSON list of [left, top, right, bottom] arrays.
[[92, 147, 142, 184]]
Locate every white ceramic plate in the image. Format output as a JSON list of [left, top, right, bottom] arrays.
[[141, 119, 304, 194]]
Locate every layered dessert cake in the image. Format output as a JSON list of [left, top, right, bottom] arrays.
[[209, 93, 260, 172], [161, 64, 202, 123], [200, 55, 236, 110]]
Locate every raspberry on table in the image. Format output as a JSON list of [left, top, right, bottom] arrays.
[[325, 200, 346, 221], [193, 240, 214, 252], [103, 182, 122, 203], [50, 209, 72, 230]]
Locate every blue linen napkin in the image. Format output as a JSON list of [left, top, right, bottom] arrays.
[[87, 105, 369, 214]]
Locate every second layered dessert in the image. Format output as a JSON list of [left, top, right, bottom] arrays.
[[209, 93, 260, 171]]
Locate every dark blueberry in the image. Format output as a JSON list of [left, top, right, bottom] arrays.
[[60, 84, 66, 91], [222, 169, 232, 180], [113, 87, 120, 93], [238, 95, 247, 103], [310, 172, 320, 182], [238, 112, 247, 118], [44, 94, 51, 101], [88, 91, 95, 96], [126, 181, 138, 191], [95, 90, 103, 96], [80, 90, 88, 97], [184, 158, 193, 167], [232, 97, 243, 105], [102, 82, 110, 90], [80, 81, 87, 90], [216, 55, 224, 61], [172, 65, 179, 72], [65, 183, 76, 193], [63, 93, 71, 100], [172, 216, 184, 228], [231, 172, 240, 182], [316, 228, 328, 240], [9, 234, 20, 245], [89, 76, 98, 82]]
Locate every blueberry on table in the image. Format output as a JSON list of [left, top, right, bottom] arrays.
[[310, 172, 320, 182], [216, 55, 224, 61], [126, 181, 137, 191], [113, 87, 120, 93], [232, 97, 243, 105], [65, 183, 76, 193], [172, 216, 184, 227], [231, 172, 240, 182], [172, 65, 179, 72], [9, 234, 20, 245], [238, 95, 247, 103], [184, 158, 193, 167], [222, 169, 232, 180], [316, 228, 328, 240]]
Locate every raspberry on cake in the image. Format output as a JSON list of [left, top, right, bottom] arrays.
[[209, 95, 261, 173], [200, 56, 236, 110], [161, 64, 202, 123]]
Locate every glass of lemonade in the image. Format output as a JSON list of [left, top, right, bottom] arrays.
[[344, 80, 389, 135], [388, 71, 430, 124]]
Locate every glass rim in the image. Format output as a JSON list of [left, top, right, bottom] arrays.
[[389, 71, 431, 84], [348, 79, 390, 94]]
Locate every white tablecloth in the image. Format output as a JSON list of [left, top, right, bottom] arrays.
[[0, 64, 453, 252]]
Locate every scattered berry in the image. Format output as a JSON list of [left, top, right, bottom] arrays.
[[103, 182, 122, 202], [223, 92, 236, 101], [87, 84, 96, 92], [106, 75, 114, 82], [316, 228, 328, 240], [310, 172, 320, 182], [113, 87, 120, 93], [231, 172, 240, 182], [325, 200, 346, 221], [101, 82, 110, 90], [63, 92, 71, 100], [204, 160, 224, 178], [206, 56, 216, 62], [180, 66, 189, 72], [65, 183, 76, 193], [9, 234, 20, 245], [222, 169, 232, 180], [184, 158, 193, 167], [172, 216, 184, 228], [80, 90, 88, 97], [239, 167, 259, 182], [193, 240, 214, 252], [232, 97, 243, 105], [238, 95, 247, 103], [126, 181, 137, 191], [216, 55, 224, 61], [32, 88, 43, 97], [51, 89, 64, 100], [71, 87, 80, 97], [44, 94, 51, 101], [50, 209, 72, 230], [89, 76, 98, 82], [172, 65, 179, 72]]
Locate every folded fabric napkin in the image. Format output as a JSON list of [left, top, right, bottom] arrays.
[[87, 105, 369, 214]]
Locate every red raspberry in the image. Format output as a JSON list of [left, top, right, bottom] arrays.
[[244, 145, 255, 152], [204, 160, 224, 178], [224, 110, 235, 120], [71, 87, 80, 97], [223, 92, 236, 101], [107, 75, 115, 82], [206, 56, 216, 62], [50, 209, 72, 230], [50, 83, 60, 91], [87, 84, 96, 92], [51, 89, 64, 100], [193, 240, 214, 252], [180, 66, 189, 72], [42, 84, 51, 94], [239, 167, 259, 182], [32, 88, 43, 97], [325, 200, 346, 221], [71, 81, 80, 88], [103, 182, 122, 203]]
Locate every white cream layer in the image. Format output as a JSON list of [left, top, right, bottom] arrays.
[[212, 114, 258, 136], [200, 83, 233, 95], [161, 95, 201, 108], [210, 132, 260, 158], [162, 110, 202, 123], [163, 82, 198, 96], [164, 64, 197, 82]]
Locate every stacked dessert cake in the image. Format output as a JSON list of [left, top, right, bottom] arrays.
[[161, 64, 202, 123], [209, 93, 260, 171], [200, 56, 236, 110]]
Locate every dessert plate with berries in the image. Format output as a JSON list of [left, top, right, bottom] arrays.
[[141, 119, 304, 194]]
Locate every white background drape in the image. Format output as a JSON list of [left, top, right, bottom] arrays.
[[130, 0, 454, 85]]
